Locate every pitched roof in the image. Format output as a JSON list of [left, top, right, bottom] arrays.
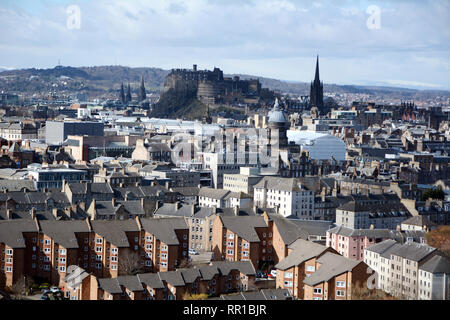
[[220, 216, 267, 242], [136, 273, 165, 289], [303, 252, 361, 286], [401, 215, 437, 228], [254, 176, 309, 192], [419, 255, 450, 274], [269, 213, 309, 245], [39, 220, 90, 249], [275, 239, 330, 270], [139, 217, 188, 245], [98, 278, 122, 294], [198, 187, 230, 199], [158, 270, 185, 287], [90, 220, 139, 247], [117, 275, 144, 292], [388, 242, 436, 262], [63, 266, 90, 288], [0, 220, 38, 248]]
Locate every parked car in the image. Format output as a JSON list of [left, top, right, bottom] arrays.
[[188, 249, 198, 255], [270, 270, 277, 277], [40, 293, 49, 300], [41, 288, 50, 294], [50, 286, 60, 293]]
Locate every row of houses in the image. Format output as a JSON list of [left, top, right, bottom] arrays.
[[0, 217, 189, 289], [364, 240, 450, 300], [62, 260, 258, 300]]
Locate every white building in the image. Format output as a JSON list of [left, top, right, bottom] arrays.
[[253, 176, 314, 218], [418, 255, 450, 300], [287, 130, 346, 161]]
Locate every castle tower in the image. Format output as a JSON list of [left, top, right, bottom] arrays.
[[310, 55, 324, 113], [138, 75, 146, 102]]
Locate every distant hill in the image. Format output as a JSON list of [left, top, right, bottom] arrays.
[[0, 65, 448, 98]]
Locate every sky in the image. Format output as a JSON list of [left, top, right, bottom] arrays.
[[0, 0, 449, 90]]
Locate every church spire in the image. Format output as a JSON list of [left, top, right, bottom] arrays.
[[126, 83, 132, 103], [119, 82, 125, 104], [138, 75, 146, 102], [314, 55, 320, 83]]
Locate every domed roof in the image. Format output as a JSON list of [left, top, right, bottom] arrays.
[[268, 98, 287, 123]]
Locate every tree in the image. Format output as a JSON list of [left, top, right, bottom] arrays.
[[421, 186, 445, 201], [426, 226, 450, 257], [182, 293, 208, 300], [351, 281, 398, 300], [118, 251, 144, 275], [10, 275, 35, 299]]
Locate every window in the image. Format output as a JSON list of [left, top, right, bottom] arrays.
[[313, 288, 322, 294], [111, 265, 117, 270], [44, 239, 51, 245], [59, 249, 66, 255], [336, 290, 345, 297], [6, 249, 13, 255], [285, 272, 293, 278], [59, 266, 66, 272], [111, 248, 118, 254], [6, 266, 12, 273], [306, 265, 315, 272], [336, 281, 346, 288], [96, 238, 103, 244]]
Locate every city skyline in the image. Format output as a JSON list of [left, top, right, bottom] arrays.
[[0, 0, 449, 90]]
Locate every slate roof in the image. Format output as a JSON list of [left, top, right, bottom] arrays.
[[198, 187, 230, 200], [139, 217, 188, 245], [136, 273, 165, 289], [39, 220, 90, 249], [211, 260, 256, 276], [98, 278, 122, 294], [288, 219, 334, 238], [303, 252, 361, 286], [117, 275, 144, 292], [158, 270, 185, 287], [401, 215, 437, 228], [268, 213, 309, 245], [275, 239, 330, 270], [420, 255, 450, 274], [254, 176, 309, 192], [0, 180, 36, 192], [220, 216, 268, 242], [90, 220, 139, 247], [388, 242, 436, 262], [0, 220, 38, 248]]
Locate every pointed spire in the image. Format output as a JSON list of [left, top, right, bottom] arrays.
[[138, 75, 146, 102], [119, 83, 125, 104], [314, 55, 320, 83], [126, 83, 132, 103]]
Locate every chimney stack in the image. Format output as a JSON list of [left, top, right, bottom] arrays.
[[212, 205, 217, 215], [30, 208, 36, 220], [6, 209, 12, 220], [52, 208, 59, 219], [175, 201, 181, 210], [234, 205, 239, 216]]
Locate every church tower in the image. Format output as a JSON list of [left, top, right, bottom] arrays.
[[126, 83, 132, 103], [310, 55, 324, 113], [138, 75, 147, 102]]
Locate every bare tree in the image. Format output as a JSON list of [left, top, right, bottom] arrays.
[[10, 275, 35, 299], [118, 251, 144, 275]]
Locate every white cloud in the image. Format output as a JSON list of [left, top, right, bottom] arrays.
[[0, 0, 448, 89]]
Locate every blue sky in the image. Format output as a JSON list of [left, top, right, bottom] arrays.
[[0, 0, 449, 90]]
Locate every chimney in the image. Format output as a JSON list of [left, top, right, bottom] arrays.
[[52, 208, 59, 219], [191, 205, 195, 216], [165, 181, 170, 189], [62, 179, 67, 192], [30, 208, 36, 220], [135, 216, 142, 230], [234, 205, 239, 216], [155, 200, 162, 211], [6, 209, 12, 220], [253, 204, 258, 215], [369, 224, 374, 230], [396, 225, 401, 232], [79, 201, 86, 211], [175, 201, 180, 210], [85, 217, 92, 231], [112, 198, 116, 207], [212, 205, 217, 215]]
